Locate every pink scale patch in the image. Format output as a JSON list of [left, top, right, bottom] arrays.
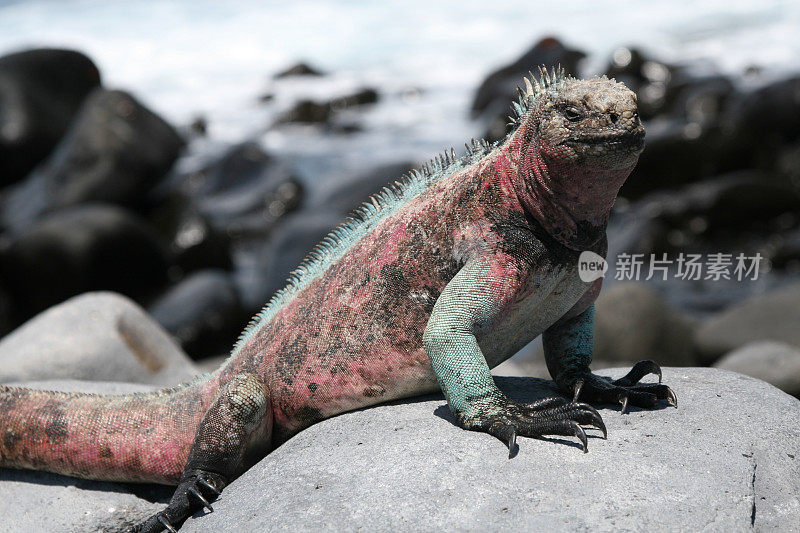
[[374, 224, 408, 268]]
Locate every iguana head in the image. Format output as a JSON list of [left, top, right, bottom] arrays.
[[532, 74, 645, 171], [503, 68, 645, 249]]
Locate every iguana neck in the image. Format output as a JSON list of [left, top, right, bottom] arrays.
[[494, 130, 632, 251]]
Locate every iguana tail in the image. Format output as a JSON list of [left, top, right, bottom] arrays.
[[0, 379, 220, 484]]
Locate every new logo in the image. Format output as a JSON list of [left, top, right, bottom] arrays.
[[578, 251, 608, 282]]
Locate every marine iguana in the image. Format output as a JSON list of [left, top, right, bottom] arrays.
[[0, 68, 676, 532]]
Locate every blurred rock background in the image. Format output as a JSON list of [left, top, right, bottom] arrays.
[[0, 1, 798, 398]]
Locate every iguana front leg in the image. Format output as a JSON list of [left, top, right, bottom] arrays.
[[423, 256, 605, 457], [543, 305, 677, 414], [134, 373, 271, 533]]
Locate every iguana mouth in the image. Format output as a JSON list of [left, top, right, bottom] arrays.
[[569, 130, 645, 149]]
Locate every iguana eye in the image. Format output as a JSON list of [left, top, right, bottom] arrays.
[[564, 106, 583, 122]]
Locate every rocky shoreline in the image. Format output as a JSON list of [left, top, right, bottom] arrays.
[[1, 35, 800, 532]]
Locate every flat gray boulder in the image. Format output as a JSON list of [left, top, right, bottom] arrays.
[[0, 292, 200, 386], [1, 369, 798, 532], [180, 368, 798, 532]]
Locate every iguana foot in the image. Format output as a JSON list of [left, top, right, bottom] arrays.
[[463, 396, 606, 457], [572, 360, 677, 414], [132, 470, 226, 533]]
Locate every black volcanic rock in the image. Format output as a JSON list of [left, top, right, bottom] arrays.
[[719, 76, 800, 174], [176, 142, 303, 237], [148, 269, 245, 359], [274, 62, 324, 78], [0, 204, 170, 320], [0, 48, 101, 186], [621, 117, 722, 198], [277, 88, 380, 126], [315, 161, 417, 215], [147, 194, 233, 275], [1, 89, 184, 232], [278, 99, 332, 124], [603, 46, 678, 120], [472, 37, 586, 117]]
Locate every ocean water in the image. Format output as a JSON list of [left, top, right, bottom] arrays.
[[1, 0, 799, 186]]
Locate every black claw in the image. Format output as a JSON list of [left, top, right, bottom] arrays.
[[572, 378, 584, 402], [620, 393, 629, 415], [589, 411, 607, 438], [572, 403, 606, 437], [198, 478, 221, 495], [573, 422, 588, 453], [645, 360, 662, 383], [188, 486, 213, 513], [507, 429, 517, 459], [666, 386, 678, 407], [634, 360, 662, 383], [574, 402, 599, 415], [651, 363, 663, 383], [615, 360, 663, 386], [157, 516, 177, 533]]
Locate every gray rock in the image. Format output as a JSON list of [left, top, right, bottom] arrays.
[[177, 368, 798, 532], [696, 282, 800, 362], [0, 380, 167, 533], [0, 468, 166, 533], [195, 353, 229, 375], [0, 292, 199, 386], [0, 369, 798, 532], [714, 341, 800, 397], [594, 282, 697, 366]]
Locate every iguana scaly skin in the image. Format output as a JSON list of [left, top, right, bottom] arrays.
[[0, 69, 676, 532]]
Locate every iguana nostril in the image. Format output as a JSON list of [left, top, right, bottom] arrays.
[[609, 112, 619, 124]]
